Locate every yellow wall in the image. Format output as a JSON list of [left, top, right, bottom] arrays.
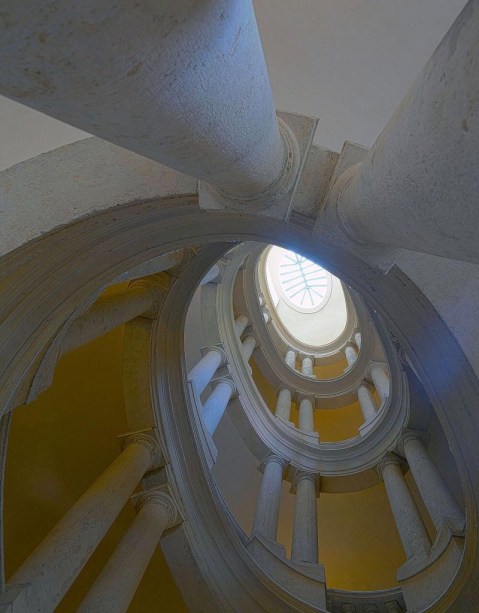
[[4, 311, 187, 611]]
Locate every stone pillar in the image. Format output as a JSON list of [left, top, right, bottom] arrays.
[[344, 344, 358, 368], [188, 346, 225, 396], [9, 434, 161, 612], [242, 335, 257, 362], [202, 378, 236, 435], [285, 349, 296, 370], [378, 455, 431, 560], [61, 283, 161, 355], [301, 356, 314, 377], [370, 363, 390, 404], [78, 490, 178, 613], [354, 331, 362, 349], [234, 314, 249, 337], [291, 471, 319, 564], [298, 396, 315, 433], [357, 383, 378, 423], [251, 454, 287, 540], [275, 388, 292, 421], [0, 0, 298, 207], [200, 264, 221, 286], [262, 309, 271, 324], [400, 433, 465, 531], [332, 2, 479, 264]]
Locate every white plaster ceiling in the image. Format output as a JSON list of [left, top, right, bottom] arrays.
[[0, 0, 467, 171]]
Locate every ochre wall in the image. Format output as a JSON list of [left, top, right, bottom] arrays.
[[4, 301, 187, 611]]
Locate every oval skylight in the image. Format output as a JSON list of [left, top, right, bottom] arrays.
[[279, 250, 331, 311]]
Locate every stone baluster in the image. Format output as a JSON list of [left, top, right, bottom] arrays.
[[357, 382, 378, 424], [344, 344, 358, 368], [291, 471, 319, 564], [242, 335, 257, 362], [262, 308, 271, 324], [298, 396, 315, 433], [78, 490, 178, 613], [370, 363, 390, 404], [399, 432, 465, 531], [377, 454, 431, 560], [301, 355, 315, 377], [285, 349, 297, 371], [61, 281, 163, 355], [8, 434, 162, 613], [275, 388, 292, 421], [200, 263, 221, 286], [251, 454, 288, 540], [188, 346, 226, 396], [354, 331, 362, 350], [202, 378, 236, 435], [234, 314, 249, 337]]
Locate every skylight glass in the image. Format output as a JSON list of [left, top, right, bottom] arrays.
[[279, 250, 329, 309]]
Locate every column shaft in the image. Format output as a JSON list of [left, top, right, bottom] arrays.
[[62, 285, 158, 355], [234, 314, 249, 337], [334, 2, 479, 263], [291, 475, 318, 564], [380, 459, 431, 559], [354, 331, 362, 349], [285, 349, 297, 370], [299, 398, 315, 432], [242, 335, 256, 362], [301, 356, 314, 377], [202, 380, 234, 435], [251, 456, 285, 540], [344, 345, 358, 368], [370, 364, 390, 403], [403, 436, 465, 531], [188, 348, 223, 396], [78, 496, 174, 613], [10, 439, 156, 612], [0, 0, 288, 203], [275, 388, 292, 421], [357, 384, 377, 423]]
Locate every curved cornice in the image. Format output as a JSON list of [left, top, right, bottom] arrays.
[[1, 197, 478, 610]]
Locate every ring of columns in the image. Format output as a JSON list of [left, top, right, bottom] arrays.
[[0, 191, 477, 610]]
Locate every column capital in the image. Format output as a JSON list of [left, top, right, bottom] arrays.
[[295, 392, 316, 406], [375, 452, 404, 479], [211, 376, 237, 397], [355, 379, 373, 394], [120, 431, 164, 471], [133, 486, 180, 531], [259, 452, 289, 474], [199, 343, 227, 366], [397, 429, 429, 456], [368, 360, 388, 375], [291, 469, 320, 496]]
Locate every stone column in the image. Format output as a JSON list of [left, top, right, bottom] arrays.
[[298, 396, 315, 433], [200, 264, 221, 286], [357, 383, 378, 423], [251, 454, 287, 540], [61, 283, 161, 355], [242, 335, 257, 362], [285, 349, 297, 370], [344, 344, 358, 368], [275, 388, 292, 421], [354, 331, 362, 350], [262, 309, 271, 324], [332, 2, 479, 264], [301, 356, 314, 377], [234, 314, 249, 337], [370, 363, 390, 404], [202, 378, 236, 435], [9, 434, 162, 612], [291, 471, 319, 564], [377, 455, 431, 560], [188, 346, 226, 396], [0, 0, 298, 207], [400, 432, 465, 531], [78, 491, 178, 613]]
